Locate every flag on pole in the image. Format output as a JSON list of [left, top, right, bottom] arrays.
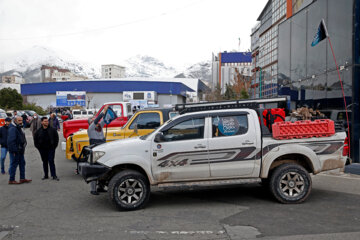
[[103, 107, 117, 124], [311, 19, 329, 47]]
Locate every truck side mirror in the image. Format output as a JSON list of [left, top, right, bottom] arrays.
[[154, 132, 165, 143]]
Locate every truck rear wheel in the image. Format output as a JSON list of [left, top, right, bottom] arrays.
[[269, 163, 312, 204], [108, 170, 150, 211]]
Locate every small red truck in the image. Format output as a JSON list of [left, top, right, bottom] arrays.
[[62, 102, 132, 139]]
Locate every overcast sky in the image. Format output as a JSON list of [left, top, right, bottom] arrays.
[[0, 0, 267, 69]]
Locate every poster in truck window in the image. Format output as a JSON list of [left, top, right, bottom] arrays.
[[56, 91, 86, 107]]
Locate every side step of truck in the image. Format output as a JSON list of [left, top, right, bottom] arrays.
[[156, 178, 261, 190]]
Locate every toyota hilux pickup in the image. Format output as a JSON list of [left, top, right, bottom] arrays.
[[79, 99, 348, 211]]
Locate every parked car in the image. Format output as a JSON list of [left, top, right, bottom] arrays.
[[64, 108, 178, 160], [78, 99, 348, 211]]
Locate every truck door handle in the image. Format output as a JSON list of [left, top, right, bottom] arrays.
[[194, 144, 206, 149], [242, 141, 254, 145]]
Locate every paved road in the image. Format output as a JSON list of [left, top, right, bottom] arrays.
[[1, 128, 360, 240]]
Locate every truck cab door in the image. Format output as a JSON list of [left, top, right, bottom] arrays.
[[208, 112, 259, 178], [151, 117, 210, 182]]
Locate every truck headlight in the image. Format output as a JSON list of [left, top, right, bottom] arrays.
[[93, 151, 105, 162]]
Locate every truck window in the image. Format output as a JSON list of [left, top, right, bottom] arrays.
[[169, 112, 179, 119], [129, 112, 160, 129], [73, 110, 81, 115], [109, 105, 122, 116], [212, 115, 248, 137], [162, 118, 205, 142]]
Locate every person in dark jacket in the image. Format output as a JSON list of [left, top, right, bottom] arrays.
[[8, 116, 32, 184], [0, 118, 11, 174], [21, 113, 28, 129], [34, 117, 59, 181], [49, 113, 60, 131]]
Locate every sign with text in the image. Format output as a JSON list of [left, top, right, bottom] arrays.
[[56, 91, 86, 107]]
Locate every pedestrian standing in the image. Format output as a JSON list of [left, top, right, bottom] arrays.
[[12, 110, 18, 120], [49, 113, 60, 131], [8, 116, 32, 184], [0, 118, 11, 174], [29, 113, 41, 137], [21, 112, 28, 129], [34, 117, 59, 181], [87, 105, 108, 195]]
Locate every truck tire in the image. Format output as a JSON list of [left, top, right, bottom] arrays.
[[108, 170, 150, 211], [269, 163, 312, 204]]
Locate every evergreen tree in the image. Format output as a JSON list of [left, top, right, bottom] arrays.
[[0, 88, 23, 109]]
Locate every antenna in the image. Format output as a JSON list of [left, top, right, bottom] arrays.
[[238, 37, 241, 51]]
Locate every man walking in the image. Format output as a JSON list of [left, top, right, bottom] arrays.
[[0, 118, 11, 174], [8, 116, 32, 184], [34, 117, 59, 181], [87, 105, 108, 195], [49, 113, 60, 131], [29, 113, 41, 137]]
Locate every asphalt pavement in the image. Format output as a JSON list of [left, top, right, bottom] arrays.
[[1, 128, 360, 240]]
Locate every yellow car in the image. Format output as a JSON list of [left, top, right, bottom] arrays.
[[65, 109, 177, 160]]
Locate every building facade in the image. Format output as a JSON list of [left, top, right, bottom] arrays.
[[1, 75, 24, 84], [21, 79, 195, 109], [211, 52, 252, 94], [40, 65, 87, 82], [101, 64, 126, 79], [252, 0, 360, 162], [250, 0, 287, 98]]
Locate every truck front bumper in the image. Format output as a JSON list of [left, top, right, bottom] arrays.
[[79, 162, 110, 183]]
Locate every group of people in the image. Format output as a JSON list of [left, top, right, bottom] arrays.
[[0, 111, 61, 184], [1, 106, 110, 193]]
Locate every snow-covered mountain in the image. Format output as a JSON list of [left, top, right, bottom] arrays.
[[176, 61, 211, 83], [0, 46, 100, 83], [0, 46, 212, 83], [123, 55, 179, 78]]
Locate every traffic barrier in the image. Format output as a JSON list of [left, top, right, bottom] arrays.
[[272, 119, 335, 140]]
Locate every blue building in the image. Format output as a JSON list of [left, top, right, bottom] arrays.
[[21, 79, 196, 109]]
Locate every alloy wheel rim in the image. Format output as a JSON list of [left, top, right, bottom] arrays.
[[118, 179, 144, 205], [279, 172, 305, 197]]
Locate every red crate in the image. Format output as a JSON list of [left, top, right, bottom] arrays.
[[272, 119, 335, 140]]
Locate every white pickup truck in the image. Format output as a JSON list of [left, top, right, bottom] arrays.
[[79, 99, 348, 211]]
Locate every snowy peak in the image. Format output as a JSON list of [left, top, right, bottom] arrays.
[[1, 46, 100, 82], [0, 46, 212, 83], [124, 55, 178, 78]]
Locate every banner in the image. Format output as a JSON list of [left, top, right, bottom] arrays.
[[56, 91, 86, 107]]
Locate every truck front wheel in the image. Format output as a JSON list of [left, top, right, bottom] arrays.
[[269, 163, 312, 204], [108, 170, 150, 211]]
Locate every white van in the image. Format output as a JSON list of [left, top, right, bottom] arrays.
[[72, 109, 96, 120]]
